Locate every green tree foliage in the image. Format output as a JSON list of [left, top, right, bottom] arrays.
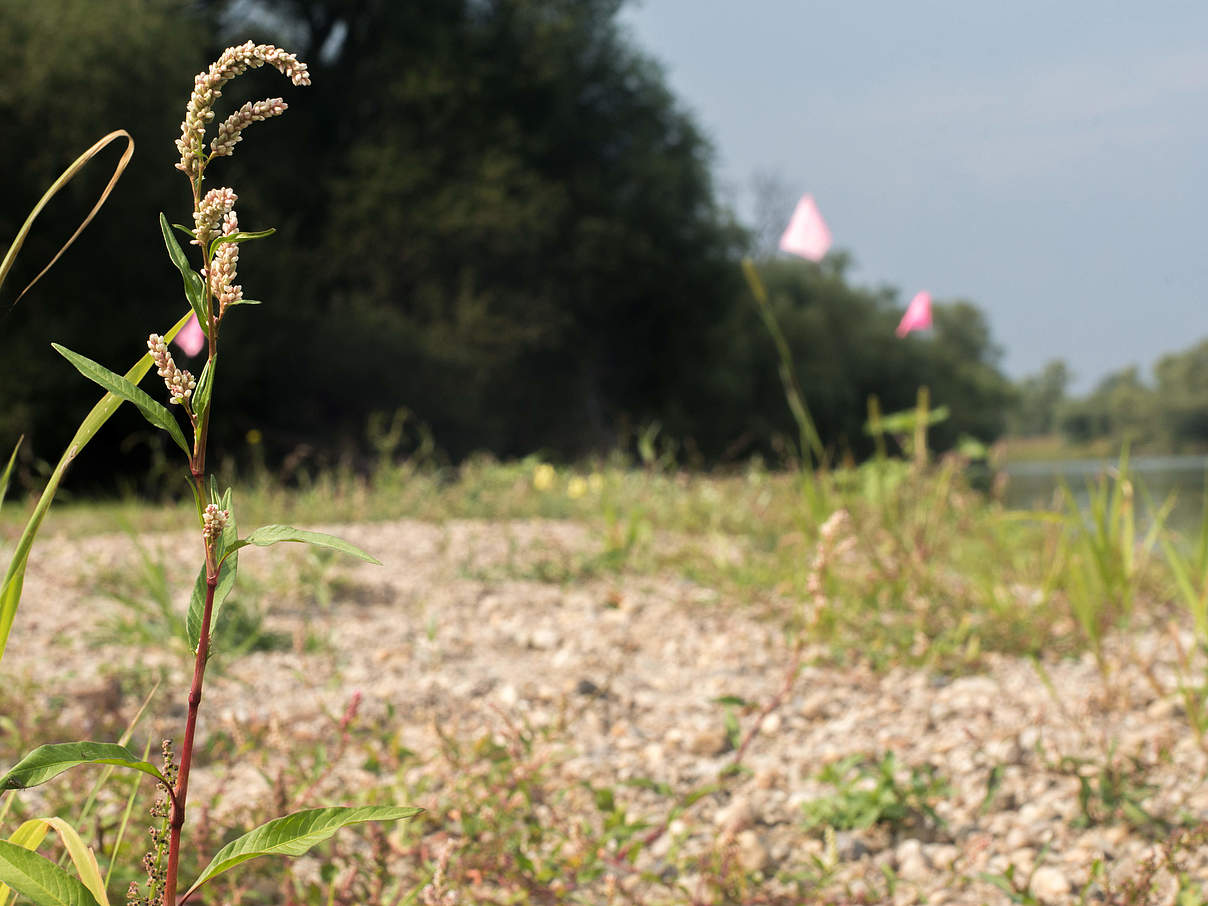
[[0, 0, 207, 484], [1, 0, 1017, 487], [713, 258, 1015, 462], [1009, 359, 1070, 436], [1154, 339, 1208, 447], [1058, 366, 1158, 446], [1053, 341, 1208, 451], [198, 0, 747, 463]]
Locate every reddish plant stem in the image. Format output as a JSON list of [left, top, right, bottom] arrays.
[[163, 552, 217, 906], [165, 173, 221, 906]]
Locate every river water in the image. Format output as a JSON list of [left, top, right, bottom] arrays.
[[1003, 454, 1208, 535]]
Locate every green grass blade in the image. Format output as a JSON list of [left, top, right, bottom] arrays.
[[0, 309, 192, 666], [185, 806, 421, 898], [0, 742, 168, 792], [104, 737, 153, 892], [72, 681, 159, 827], [1165, 539, 1208, 642], [0, 840, 100, 906], [0, 131, 133, 308], [0, 438, 20, 515]]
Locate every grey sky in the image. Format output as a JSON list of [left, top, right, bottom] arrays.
[[618, 1, 1208, 391]]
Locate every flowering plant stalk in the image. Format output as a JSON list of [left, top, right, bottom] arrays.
[[0, 44, 418, 906]]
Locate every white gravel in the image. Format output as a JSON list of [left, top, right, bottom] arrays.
[[4, 517, 1207, 904]]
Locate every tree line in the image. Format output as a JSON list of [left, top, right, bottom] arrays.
[[1012, 340, 1208, 452], [1, 0, 1015, 491]]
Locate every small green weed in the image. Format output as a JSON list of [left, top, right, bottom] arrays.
[[801, 752, 948, 834], [1053, 751, 1164, 833]]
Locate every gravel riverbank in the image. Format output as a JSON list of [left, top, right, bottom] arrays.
[[4, 518, 1205, 904]]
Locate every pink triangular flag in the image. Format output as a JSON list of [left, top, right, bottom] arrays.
[[896, 291, 933, 338], [778, 193, 832, 262], [174, 314, 206, 357]]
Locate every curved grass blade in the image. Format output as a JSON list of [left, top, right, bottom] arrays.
[[0, 840, 100, 906], [35, 820, 108, 906], [159, 213, 209, 333], [0, 742, 168, 792], [225, 525, 381, 566], [0, 438, 20, 515], [185, 806, 421, 898], [73, 681, 160, 829], [1, 130, 134, 310], [103, 736, 153, 893], [0, 309, 194, 666], [51, 345, 190, 455]]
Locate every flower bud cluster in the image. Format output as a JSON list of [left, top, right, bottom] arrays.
[[210, 98, 288, 159], [126, 742, 178, 906], [193, 186, 237, 249], [202, 503, 230, 542], [176, 42, 310, 178], [206, 211, 243, 315], [147, 334, 197, 406], [805, 509, 854, 621]]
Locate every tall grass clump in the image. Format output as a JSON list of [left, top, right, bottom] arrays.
[[0, 43, 419, 906]]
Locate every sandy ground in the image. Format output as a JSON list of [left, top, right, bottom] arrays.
[[4, 518, 1207, 904]]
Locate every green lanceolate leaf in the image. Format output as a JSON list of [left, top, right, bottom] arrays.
[[186, 503, 238, 654], [224, 298, 261, 307], [0, 438, 21, 514], [159, 212, 209, 333], [207, 227, 276, 261], [0, 309, 194, 667], [0, 742, 168, 792], [225, 525, 381, 566], [193, 354, 216, 421], [51, 345, 190, 455], [185, 806, 421, 898], [0, 817, 51, 904], [0, 841, 100, 906]]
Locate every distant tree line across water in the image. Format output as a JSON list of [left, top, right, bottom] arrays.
[[4, 0, 1031, 492], [1011, 341, 1208, 453]]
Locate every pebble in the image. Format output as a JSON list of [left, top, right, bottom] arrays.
[[1029, 865, 1072, 902], [734, 830, 769, 873], [835, 831, 871, 862], [714, 797, 754, 836], [687, 728, 731, 756], [895, 839, 931, 882]]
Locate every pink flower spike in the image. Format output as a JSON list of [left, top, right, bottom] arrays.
[[174, 314, 206, 357], [896, 291, 933, 338], [778, 193, 832, 262]]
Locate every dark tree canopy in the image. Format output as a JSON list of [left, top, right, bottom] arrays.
[[1, 0, 1017, 492]]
